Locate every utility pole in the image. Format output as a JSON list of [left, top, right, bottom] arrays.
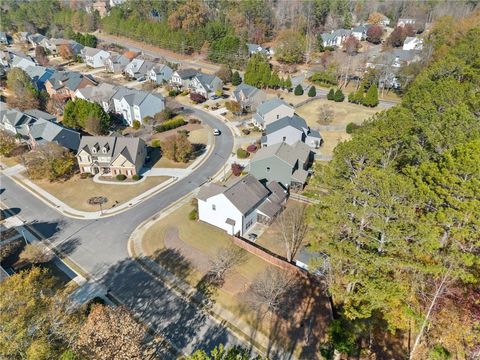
[[305, 0, 312, 65]]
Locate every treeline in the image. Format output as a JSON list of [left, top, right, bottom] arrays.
[[309, 13, 480, 359]]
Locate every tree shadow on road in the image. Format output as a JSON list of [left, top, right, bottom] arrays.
[[152, 248, 194, 282]]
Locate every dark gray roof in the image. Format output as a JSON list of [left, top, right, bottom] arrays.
[[223, 175, 269, 214], [112, 87, 164, 107], [76, 83, 118, 103], [23, 109, 56, 122], [47, 71, 96, 91], [265, 115, 307, 134], [257, 197, 282, 218], [197, 183, 225, 201], [176, 68, 198, 79], [257, 98, 291, 116], [252, 141, 311, 167], [233, 83, 263, 99], [29, 120, 80, 151], [195, 73, 221, 90], [308, 129, 322, 139], [266, 181, 287, 203]]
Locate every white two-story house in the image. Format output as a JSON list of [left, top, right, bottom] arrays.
[[111, 87, 165, 126], [197, 175, 287, 236], [81, 47, 111, 68]]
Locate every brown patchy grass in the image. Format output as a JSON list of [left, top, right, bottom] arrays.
[[142, 203, 331, 357], [30, 174, 169, 212]]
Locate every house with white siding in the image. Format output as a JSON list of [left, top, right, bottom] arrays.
[[170, 68, 198, 89], [148, 64, 173, 84], [261, 115, 322, 149], [111, 87, 165, 126], [81, 47, 110, 68], [197, 175, 287, 236], [190, 73, 223, 98], [123, 58, 155, 80], [74, 83, 119, 113]]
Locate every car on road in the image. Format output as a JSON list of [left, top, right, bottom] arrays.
[[213, 129, 221, 136]]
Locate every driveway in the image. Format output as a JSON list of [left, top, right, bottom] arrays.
[[0, 106, 253, 358]]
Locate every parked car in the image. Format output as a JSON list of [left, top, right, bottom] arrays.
[[213, 129, 221, 136]]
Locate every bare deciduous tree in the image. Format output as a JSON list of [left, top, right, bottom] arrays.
[[76, 304, 147, 360], [247, 268, 298, 317], [317, 104, 334, 125], [19, 242, 54, 264], [277, 203, 309, 262], [208, 246, 247, 283]]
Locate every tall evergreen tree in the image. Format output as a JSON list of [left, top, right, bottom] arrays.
[[363, 84, 379, 107], [294, 84, 304, 95], [327, 88, 335, 100], [231, 71, 242, 86], [308, 85, 317, 97]]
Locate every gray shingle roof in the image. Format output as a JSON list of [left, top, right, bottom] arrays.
[[176, 68, 198, 79], [47, 71, 96, 92], [29, 120, 80, 151], [76, 83, 118, 104], [112, 87, 164, 107], [23, 109, 56, 122], [197, 183, 225, 201], [264, 115, 307, 134], [77, 136, 145, 164], [257, 98, 291, 116], [233, 83, 263, 100], [252, 142, 298, 167]]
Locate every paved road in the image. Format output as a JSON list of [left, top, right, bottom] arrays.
[[0, 107, 247, 357], [96, 33, 220, 72]]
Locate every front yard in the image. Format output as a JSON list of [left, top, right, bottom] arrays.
[[141, 203, 330, 357], [26, 174, 169, 212]]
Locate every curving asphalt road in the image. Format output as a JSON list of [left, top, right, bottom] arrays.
[[0, 107, 251, 358]]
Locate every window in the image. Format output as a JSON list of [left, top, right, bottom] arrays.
[[266, 167, 270, 173], [282, 136, 286, 141], [212, 204, 216, 211], [276, 114, 279, 119]]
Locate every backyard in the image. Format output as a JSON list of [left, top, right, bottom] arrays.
[[24, 174, 169, 212], [141, 203, 331, 357], [296, 98, 381, 157]]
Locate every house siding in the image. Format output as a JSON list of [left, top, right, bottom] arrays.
[[198, 194, 244, 235]]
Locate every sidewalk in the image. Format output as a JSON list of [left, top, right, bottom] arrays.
[[0, 142, 213, 220], [127, 194, 283, 359]]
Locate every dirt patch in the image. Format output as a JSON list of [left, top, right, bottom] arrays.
[[222, 272, 250, 295], [163, 227, 211, 274]]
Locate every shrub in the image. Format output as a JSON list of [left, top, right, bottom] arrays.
[[181, 90, 189, 96], [232, 71, 242, 86], [310, 71, 338, 86], [236, 148, 249, 159], [327, 88, 335, 100], [132, 174, 141, 181], [334, 89, 345, 102], [242, 128, 251, 135], [203, 104, 209, 109], [246, 144, 257, 153], [177, 129, 189, 136], [231, 163, 244, 176], [151, 139, 161, 147], [168, 89, 180, 97], [188, 208, 198, 221], [116, 174, 127, 181], [294, 84, 304, 96], [308, 85, 316, 97], [188, 118, 201, 124], [190, 92, 207, 103], [132, 120, 141, 130], [80, 172, 90, 179], [346, 122, 361, 134], [155, 117, 187, 132]]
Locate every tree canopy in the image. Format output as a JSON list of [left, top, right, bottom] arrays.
[[63, 99, 110, 133]]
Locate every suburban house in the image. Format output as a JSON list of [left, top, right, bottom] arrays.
[[77, 136, 147, 177], [148, 63, 173, 84], [351, 24, 371, 40], [0, 32, 8, 45], [123, 58, 155, 80], [111, 87, 165, 126], [47, 39, 84, 56], [170, 68, 198, 89], [261, 115, 322, 149], [10, 52, 36, 70], [403, 36, 423, 50], [231, 83, 267, 112], [81, 47, 111, 68], [246, 43, 270, 57], [27, 33, 46, 47], [74, 83, 119, 113], [376, 14, 391, 27], [197, 174, 287, 236], [249, 141, 313, 189], [252, 98, 295, 128], [0, 104, 80, 150], [45, 71, 98, 98], [320, 29, 352, 47], [105, 52, 133, 73], [190, 73, 223, 98], [24, 65, 56, 90], [397, 18, 416, 27]]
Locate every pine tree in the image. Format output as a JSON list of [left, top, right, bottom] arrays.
[[363, 84, 379, 107], [353, 84, 365, 104], [294, 84, 304, 96], [232, 71, 242, 86], [327, 88, 335, 100], [285, 76, 292, 90], [348, 91, 355, 103], [261, 63, 271, 88], [308, 85, 317, 97], [334, 89, 345, 102], [269, 71, 281, 89]]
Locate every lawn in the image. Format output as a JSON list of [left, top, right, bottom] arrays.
[[29, 174, 169, 212], [141, 203, 331, 356], [296, 98, 381, 157], [0, 155, 20, 168]]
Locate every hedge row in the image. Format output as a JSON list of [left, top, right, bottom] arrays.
[[155, 117, 186, 133]]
